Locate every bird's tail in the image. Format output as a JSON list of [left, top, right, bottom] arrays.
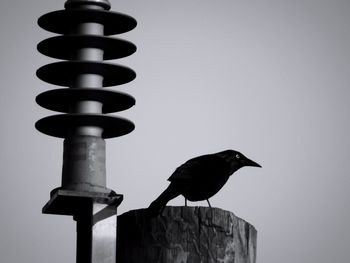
[[147, 183, 180, 217]]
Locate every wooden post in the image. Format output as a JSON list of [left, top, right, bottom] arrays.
[[117, 206, 257, 263]]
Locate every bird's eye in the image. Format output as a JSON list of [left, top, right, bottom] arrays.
[[235, 154, 240, 159]]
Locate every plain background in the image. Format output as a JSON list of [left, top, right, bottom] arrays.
[[1, 0, 350, 262]]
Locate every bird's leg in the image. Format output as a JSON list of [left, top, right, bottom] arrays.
[[207, 199, 212, 208], [185, 198, 187, 207]]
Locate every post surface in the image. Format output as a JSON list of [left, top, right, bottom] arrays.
[[117, 207, 257, 263]]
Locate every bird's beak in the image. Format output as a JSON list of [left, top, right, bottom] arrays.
[[243, 158, 262, 168]]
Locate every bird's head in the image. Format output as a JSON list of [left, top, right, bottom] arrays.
[[217, 150, 261, 174]]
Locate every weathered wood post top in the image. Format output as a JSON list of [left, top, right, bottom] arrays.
[[117, 206, 257, 263]]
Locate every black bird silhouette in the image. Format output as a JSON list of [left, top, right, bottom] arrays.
[[147, 150, 261, 216]]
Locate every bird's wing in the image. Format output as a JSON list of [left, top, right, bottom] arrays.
[[168, 154, 229, 182]]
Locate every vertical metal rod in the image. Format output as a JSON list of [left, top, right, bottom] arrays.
[[70, 6, 110, 256], [76, 206, 93, 263], [76, 201, 118, 263]]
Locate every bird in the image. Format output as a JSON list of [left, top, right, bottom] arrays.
[[147, 149, 261, 217]]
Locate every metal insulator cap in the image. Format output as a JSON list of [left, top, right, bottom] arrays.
[[65, 0, 111, 10]]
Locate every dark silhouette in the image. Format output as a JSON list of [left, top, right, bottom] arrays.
[[147, 150, 261, 216]]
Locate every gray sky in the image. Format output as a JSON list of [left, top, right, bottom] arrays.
[[1, 0, 350, 262]]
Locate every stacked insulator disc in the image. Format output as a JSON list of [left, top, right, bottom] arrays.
[[35, 0, 136, 139]]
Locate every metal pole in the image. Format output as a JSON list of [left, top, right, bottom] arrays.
[[35, 0, 137, 262], [75, 201, 119, 263]]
